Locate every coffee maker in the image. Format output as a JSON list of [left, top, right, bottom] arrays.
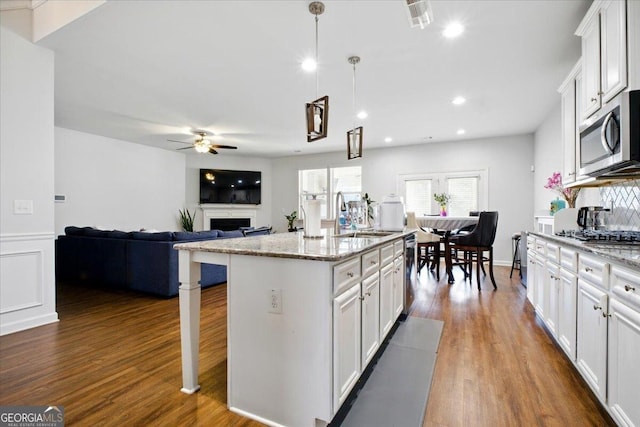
[[577, 206, 610, 231]]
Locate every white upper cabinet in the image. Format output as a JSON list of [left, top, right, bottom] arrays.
[[558, 60, 582, 184], [576, 0, 627, 119]]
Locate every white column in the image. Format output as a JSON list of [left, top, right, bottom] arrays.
[[178, 250, 202, 394]]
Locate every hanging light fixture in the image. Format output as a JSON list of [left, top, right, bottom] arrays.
[[306, 1, 329, 143], [347, 56, 363, 160]]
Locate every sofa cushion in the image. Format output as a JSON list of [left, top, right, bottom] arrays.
[[219, 230, 244, 238], [173, 230, 220, 241], [65, 226, 93, 236], [130, 231, 174, 241]]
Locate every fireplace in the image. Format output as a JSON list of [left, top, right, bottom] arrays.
[[201, 206, 256, 231], [210, 218, 251, 231]]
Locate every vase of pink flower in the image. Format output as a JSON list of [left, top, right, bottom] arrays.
[[544, 172, 580, 208]]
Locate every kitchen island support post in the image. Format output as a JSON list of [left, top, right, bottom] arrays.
[[178, 250, 202, 394]]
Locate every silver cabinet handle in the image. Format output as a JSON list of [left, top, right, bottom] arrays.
[[585, 266, 593, 273], [625, 285, 636, 292], [347, 272, 354, 278], [593, 304, 601, 311], [366, 291, 371, 297], [591, 97, 598, 102], [359, 295, 365, 301], [602, 312, 611, 318], [370, 260, 377, 265]]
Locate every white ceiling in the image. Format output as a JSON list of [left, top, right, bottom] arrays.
[[36, 0, 590, 158]]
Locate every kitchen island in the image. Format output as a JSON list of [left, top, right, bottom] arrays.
[[174, 229, 415, 427]]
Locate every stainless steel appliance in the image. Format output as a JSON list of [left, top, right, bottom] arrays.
[[555, 229, 640, 246], [576, 206, 610, 231], [578, 90, 640, 177], [400, 233, 416, 320]]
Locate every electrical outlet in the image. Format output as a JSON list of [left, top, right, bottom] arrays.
[[269, 289, 282, 314]]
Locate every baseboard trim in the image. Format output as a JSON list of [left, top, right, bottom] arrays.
[[0, 313, 58, 336]]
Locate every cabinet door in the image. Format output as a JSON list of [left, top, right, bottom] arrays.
[[545, 262, 560, 338], [558, 268, 578, 361], [608, 298, 640, 427], [361, 274, 380, 368], [534, 256, 546, 317], [380, 263, 394, 339], [560, 73, 578, 184], [576, 279, 608, 403], [526, 250, 536, 305], [392, 256, 404, 320], [600, 0, 627, 103], [333, 283, 362, 409], [581, 12, 602, 118]]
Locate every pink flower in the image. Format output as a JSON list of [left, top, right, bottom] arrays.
[[544, 171, 581, 208]]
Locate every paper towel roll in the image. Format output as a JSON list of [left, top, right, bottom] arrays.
[[304, 199, 322, 237]]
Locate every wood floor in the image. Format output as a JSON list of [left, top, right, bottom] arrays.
[[0, 265, 615, 426]]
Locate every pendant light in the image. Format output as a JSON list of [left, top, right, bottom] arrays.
[[347, 56, 363, 160], [306, 1, 329, 142]]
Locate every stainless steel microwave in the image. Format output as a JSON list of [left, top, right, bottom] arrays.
[[579, 90, 640, 177]]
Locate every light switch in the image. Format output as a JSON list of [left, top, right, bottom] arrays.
[[14, 200, 33, 215]]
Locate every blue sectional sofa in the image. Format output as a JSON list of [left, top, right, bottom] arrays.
[[55, 226, 268, 297]]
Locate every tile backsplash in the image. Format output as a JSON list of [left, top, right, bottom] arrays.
[[599, 179, 640, 230]]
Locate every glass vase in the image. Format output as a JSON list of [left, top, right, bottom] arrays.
[[440, 205, 448, 217]]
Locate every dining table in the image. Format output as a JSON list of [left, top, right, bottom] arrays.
[[417, 215, 479, 283]]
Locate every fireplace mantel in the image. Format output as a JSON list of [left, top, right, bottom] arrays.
[[200, 205, 257, 231]]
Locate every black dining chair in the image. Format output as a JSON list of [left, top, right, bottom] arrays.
[[448, 211, 499, 290]]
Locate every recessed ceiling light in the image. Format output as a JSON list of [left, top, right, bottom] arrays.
[[443, 22, 464, 38], [457, 129, 465, 135], [452, 96, 466, 105], [357, 111, 368, 119], [301, 58, 317, 72], [384, 137, 393, 143]]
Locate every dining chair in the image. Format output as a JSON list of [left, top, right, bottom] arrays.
[[406, 211, 442, 279], [448, 211, 499, 290]]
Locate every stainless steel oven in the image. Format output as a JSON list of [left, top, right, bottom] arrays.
[[579, 90, 640, 177]]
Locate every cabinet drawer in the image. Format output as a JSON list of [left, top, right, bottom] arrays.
[[334, 257, 362, 295], [362, 249, 380, 278], [381, 244, 394, 265], [611, 264, 640, 311], [578, 253, 609, 290], [526, 235, 535, 250], [546, 242, 560, 264], [560, 247, 578, 272], [535, 240, 546, 255], [393, 240, 403, 257]]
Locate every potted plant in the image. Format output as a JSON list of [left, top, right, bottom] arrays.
[[285, 210, 297, 232], [179, 208, 196, 232], [433, 193, 451, 217]]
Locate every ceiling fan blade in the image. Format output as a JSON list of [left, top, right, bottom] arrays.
[[208, 148, 218, 155], [167, 139, 192, 145], [211, 145, 238, 150], [176, 146, 193, 151]]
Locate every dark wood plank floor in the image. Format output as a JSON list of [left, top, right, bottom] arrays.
[[0, 265, 615, 426]]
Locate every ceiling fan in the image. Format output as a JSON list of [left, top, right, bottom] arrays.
[[168, 131, 238, 155]]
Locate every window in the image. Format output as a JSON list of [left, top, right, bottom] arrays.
[[399, 170, 487, 217], [299, 166, 362, 219]]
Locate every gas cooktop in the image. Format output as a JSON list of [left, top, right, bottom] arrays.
[[555, 230, 640, 245]]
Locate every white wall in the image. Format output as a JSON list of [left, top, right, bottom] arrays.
[[533, 101, 599, 217], [271, 134, 535, 265], [0, 25, 57, 335], [185, 154, 273, 231], [54, 127, 186, 235]]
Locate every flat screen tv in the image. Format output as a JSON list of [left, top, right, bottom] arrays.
[[199, 169, 261, 205]]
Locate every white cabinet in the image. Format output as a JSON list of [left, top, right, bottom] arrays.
[[380, 263, 394, 339], [576, 278, 609, 403], [607, 297, 640, 427], [534, 252, 546, 317], [393, 255, 404, 320], [558, 60, 582, 185], [608, 265, 640, 427], [576, 0, 627, 118], [333, 282, 362, 408], [544, 261, 560, 338], [526, 248, 536, 305], [361, 273, 381, 368], [557, 247, 578, 360]]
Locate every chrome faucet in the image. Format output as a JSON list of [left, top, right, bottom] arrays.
[[335, 191, 347, 234]]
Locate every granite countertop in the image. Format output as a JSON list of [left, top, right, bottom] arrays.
[[528, 232, 640, 269], [174, 228, 416, 262]]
